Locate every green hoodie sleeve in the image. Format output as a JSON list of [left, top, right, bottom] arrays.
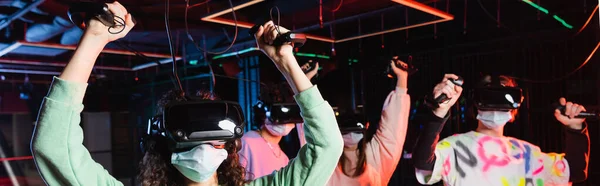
[[248, 85, 344, 186], [31, 77, 123, 186]]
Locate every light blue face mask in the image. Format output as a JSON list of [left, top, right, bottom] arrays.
[[171, 144, 228, 183]]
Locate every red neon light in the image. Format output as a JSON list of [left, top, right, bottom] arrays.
[[0, 156, 33, 162]]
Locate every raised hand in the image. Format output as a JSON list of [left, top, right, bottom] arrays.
[[85, 1, 135, 44], [432, 74, 463, 118], [554, 97, 586, 130], [254, 21, 293, 65]]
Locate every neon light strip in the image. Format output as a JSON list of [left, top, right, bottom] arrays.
[[522, 0, 549, 14], [519, 0, 573, 29], [0, 69, 61, 75], [0, 42, 21, 57], [553, 15, 573, 29], [0, 156, 33, 162], [391, 0, 454, 20], [336, 19, 449, 43], [333, 0, 455, 43], [212, 47, 259, 59], [202, 0, 453, 44], [202, 0, 264, 20], [296, 53, 316, 57], [18, 41, 179, 59]]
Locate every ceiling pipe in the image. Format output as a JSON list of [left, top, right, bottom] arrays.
[[0, 0, 46, 30], [0, 58, 133, 71]]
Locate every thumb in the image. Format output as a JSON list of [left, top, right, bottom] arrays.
[[554, 109, 563, 118], [125, 13, 135, 28], [254, 26, 264, 41]]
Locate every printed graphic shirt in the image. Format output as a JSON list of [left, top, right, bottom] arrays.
[[416, 131, 570, 186]]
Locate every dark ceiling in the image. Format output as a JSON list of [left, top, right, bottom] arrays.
[[0, 0, 596, 84]]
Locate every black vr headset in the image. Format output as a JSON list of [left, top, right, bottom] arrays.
[[334, 107, 366, 134], [472, 76, 524, 111], [255, 101, 303, 124], [148, 100, 245, 151]]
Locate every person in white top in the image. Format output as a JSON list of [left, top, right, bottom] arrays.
[[412, 74, 590, 186], [326, 58, 411, 186]]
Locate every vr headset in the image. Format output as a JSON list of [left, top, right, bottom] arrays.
[[472, 76, 524, 111], [255, 101, 303, 124], [148, 100, 245, 151], [334, 107, 366, 133]]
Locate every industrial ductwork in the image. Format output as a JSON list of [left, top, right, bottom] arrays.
[[25, 16, 73, 42]]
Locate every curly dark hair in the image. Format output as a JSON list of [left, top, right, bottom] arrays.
[[138, 89, 249, 186]]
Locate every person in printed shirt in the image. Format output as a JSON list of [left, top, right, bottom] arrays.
[[29, 3, 344, 184], [325, 58, 411, 186], [412, 74, 590, 186]]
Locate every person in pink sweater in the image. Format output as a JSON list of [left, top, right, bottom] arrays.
[[326, 58, 411, 186]]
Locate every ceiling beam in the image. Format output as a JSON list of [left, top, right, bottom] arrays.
[[0, 58, 133, 71], [0, 0, 45, 30], [17, 41, 181, 59]]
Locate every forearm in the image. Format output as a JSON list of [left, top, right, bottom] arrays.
[[276, 55, 313, 95], [413, 109, 449, 171], [369, 87, 410, 180], [59, 34, 108, 83], [565, 123, 590, 182], [396, 75, 408, 89]]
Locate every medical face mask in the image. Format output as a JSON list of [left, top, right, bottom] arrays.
[[171, 144, 228, 183], [342, 132, 364, 147], [264, 121, 295, 136], [476, 110, 513, 129]]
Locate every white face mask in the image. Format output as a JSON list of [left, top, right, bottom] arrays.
[[264, 121, 295, 136], [476, 110, 513, 129], [171, 144, 228, 183], [342, 132, 364, 147]]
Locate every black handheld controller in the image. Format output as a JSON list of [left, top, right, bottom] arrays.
[[249, 22, 307, 47], [385, 56, 418, 78], [425, 76, 464, 108], [67, 1, 136, 30]]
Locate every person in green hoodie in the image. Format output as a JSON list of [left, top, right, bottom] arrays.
[[30, 2, 343, 186]]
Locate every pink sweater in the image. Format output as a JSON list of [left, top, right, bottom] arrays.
[[326, 87, 411, 186]]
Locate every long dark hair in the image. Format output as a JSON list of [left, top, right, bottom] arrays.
[[138, 90, 249, 186], [338, 130, 368, 177]]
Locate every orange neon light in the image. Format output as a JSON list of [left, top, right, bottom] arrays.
[[202, 0, 264, 20], [391, 0, 454, 20], [204, 17, 254, 28], [201, 0, 454, 44]]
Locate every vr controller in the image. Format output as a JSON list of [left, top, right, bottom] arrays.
[[147, 100, 245, 151], [300, 60, 318, 74], [68, 2, 115, 28], [249, 22, 307, 47], [67, 2, 136, 31], [385, 56, 418, 78], [554, 104, 599, 119], [256, 101, 303, 124], [425, 77, 464, 108]]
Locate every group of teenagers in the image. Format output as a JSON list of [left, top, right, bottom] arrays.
[[29, 2, 590, 186]]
